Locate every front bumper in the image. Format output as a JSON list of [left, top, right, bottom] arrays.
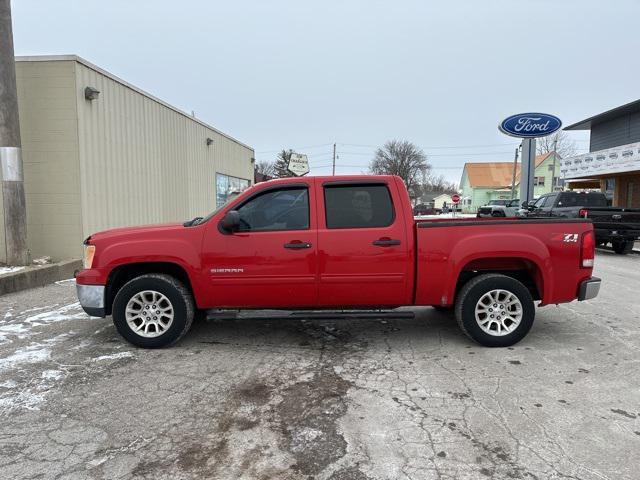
[[76, 283, 106, 317], [578, 277, 601, 301]]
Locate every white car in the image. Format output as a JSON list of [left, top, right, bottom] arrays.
[[476, 199, 522, 218]]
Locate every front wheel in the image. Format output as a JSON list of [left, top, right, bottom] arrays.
[[454, 274, 535, 347], [112, 274, 194, 348]]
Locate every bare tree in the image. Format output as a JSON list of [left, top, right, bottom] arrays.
[[425, 173, 458, 195], [255, 160, 276, 178], [537, 131, 576, 158], [273, 149, 296, 178], [369, 140, 431, 199]]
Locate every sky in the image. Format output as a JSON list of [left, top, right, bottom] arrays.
[[11, 0, 640, 183]]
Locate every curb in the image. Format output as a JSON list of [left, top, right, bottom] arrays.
[[0, 259, 81, 296]]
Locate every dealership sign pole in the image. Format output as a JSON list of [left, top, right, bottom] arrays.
[[499, 113, 562, 203]]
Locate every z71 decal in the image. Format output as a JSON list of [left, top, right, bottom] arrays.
[[551, 233, 579, 243]]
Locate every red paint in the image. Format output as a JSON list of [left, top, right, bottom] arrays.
[[76, 175, 596, 310]]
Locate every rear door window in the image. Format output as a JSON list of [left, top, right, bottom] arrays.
[[324, 184, 395, 229]]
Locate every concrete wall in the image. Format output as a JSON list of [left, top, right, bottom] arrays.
[[15, 60, 82, 261]]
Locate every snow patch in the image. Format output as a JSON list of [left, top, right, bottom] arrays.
[[0, 266, 26, 275], [91, 351, 135, 362], [0, 345, 51, 372]]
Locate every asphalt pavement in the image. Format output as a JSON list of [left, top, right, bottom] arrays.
[[0, 251, 638, 479]]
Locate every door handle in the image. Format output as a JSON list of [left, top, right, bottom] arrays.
[[284, 241, 312, 249], [372, 238, 401, 247]]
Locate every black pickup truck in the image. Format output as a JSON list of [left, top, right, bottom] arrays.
[[525, 191, 640, 254]]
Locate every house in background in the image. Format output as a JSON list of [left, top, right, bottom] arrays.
[[561, 99, 640, 208], [432, 193, 453, 210], [459, 152, 560, 212]]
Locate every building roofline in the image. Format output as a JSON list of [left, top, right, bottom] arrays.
[[15, 54, 254, 152], [564, 98, 640, 131]]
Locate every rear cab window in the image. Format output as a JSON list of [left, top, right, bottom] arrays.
[[557, 192, 607, 208], [324, 184, 395, 229]]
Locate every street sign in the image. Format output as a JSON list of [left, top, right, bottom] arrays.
[[499, 113, 562, 138], [451, 193, 461, 204], [287, 153, 309, 176]]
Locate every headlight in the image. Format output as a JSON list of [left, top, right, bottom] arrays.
[[83, 244, 96, 269]]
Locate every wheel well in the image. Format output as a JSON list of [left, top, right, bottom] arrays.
[[455, 257, 543, 302], [105, 262, 194, 315]]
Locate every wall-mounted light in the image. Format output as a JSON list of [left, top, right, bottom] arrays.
[[206, 137, 214, 146], [84, 87, 100, 101]]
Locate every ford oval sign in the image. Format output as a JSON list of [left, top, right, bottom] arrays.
[[499, 113, 562, 138]]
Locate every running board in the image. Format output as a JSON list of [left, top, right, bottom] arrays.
[[204, 309, 415, 321]]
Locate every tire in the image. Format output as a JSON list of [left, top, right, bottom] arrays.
[[612, 240, 633, 255], [454, 274, 535, 347], [491, 211, 505, 217], [112, 274, 194, 348]]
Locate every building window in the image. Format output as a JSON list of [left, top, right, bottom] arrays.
[[534, 176, 546, 187], [216, 173, 250, 208]]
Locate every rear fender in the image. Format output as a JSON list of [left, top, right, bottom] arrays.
[[447, 232, 552, 305]]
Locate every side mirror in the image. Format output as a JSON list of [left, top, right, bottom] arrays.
[[221, 211, 240, 232]]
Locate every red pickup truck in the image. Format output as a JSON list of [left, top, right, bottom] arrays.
[[76, 175, 600, 348]]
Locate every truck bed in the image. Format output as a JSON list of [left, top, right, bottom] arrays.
[[414, 217, 594, 307]]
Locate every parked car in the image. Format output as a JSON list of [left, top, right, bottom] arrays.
[[413, 203, 438, 216], [524, 191, 640, 254], [76, 175, 600, 349], [477, 199, 521, 218]]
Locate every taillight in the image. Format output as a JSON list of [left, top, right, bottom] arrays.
[[578, 209, 588, 218], [581, 230, 595, 268]]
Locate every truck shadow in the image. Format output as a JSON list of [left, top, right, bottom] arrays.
[[183, 307, 470, 351]]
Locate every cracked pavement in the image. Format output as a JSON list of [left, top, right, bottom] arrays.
[[0, 250, 639, 479]]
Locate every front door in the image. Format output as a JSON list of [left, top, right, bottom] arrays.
[[316, 180, 411, 306], [202, 183, 318, 308]]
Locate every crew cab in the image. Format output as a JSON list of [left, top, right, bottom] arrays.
[[525, 191, 640, 254], [76, 175, 600, 349]]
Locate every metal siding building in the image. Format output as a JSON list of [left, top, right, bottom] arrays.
[[10, 55, 254, 262]]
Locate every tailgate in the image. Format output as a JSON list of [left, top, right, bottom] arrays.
[[588, 208, 640, 232]]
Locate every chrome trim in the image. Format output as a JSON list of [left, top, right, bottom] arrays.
[[578, 277, 601, 301], [76, 283, 105, 309]]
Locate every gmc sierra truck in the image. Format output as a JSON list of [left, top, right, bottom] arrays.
[[75, 175, 600, 348]]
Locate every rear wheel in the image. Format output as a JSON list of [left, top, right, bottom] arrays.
[[455, 274, 535, 347], [112, 274, 194, 348], [612, 240, 633, 255]]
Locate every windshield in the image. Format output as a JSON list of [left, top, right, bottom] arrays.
[[193, 192, 244, 225]]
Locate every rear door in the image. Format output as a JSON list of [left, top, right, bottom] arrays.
[[316, 179, 412, 306]]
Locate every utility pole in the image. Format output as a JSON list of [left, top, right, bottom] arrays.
[[332, 143, 336, 176], [510, 147, 519, 199], [0, 0, 29, 265], [551, 136, 558, 191]]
